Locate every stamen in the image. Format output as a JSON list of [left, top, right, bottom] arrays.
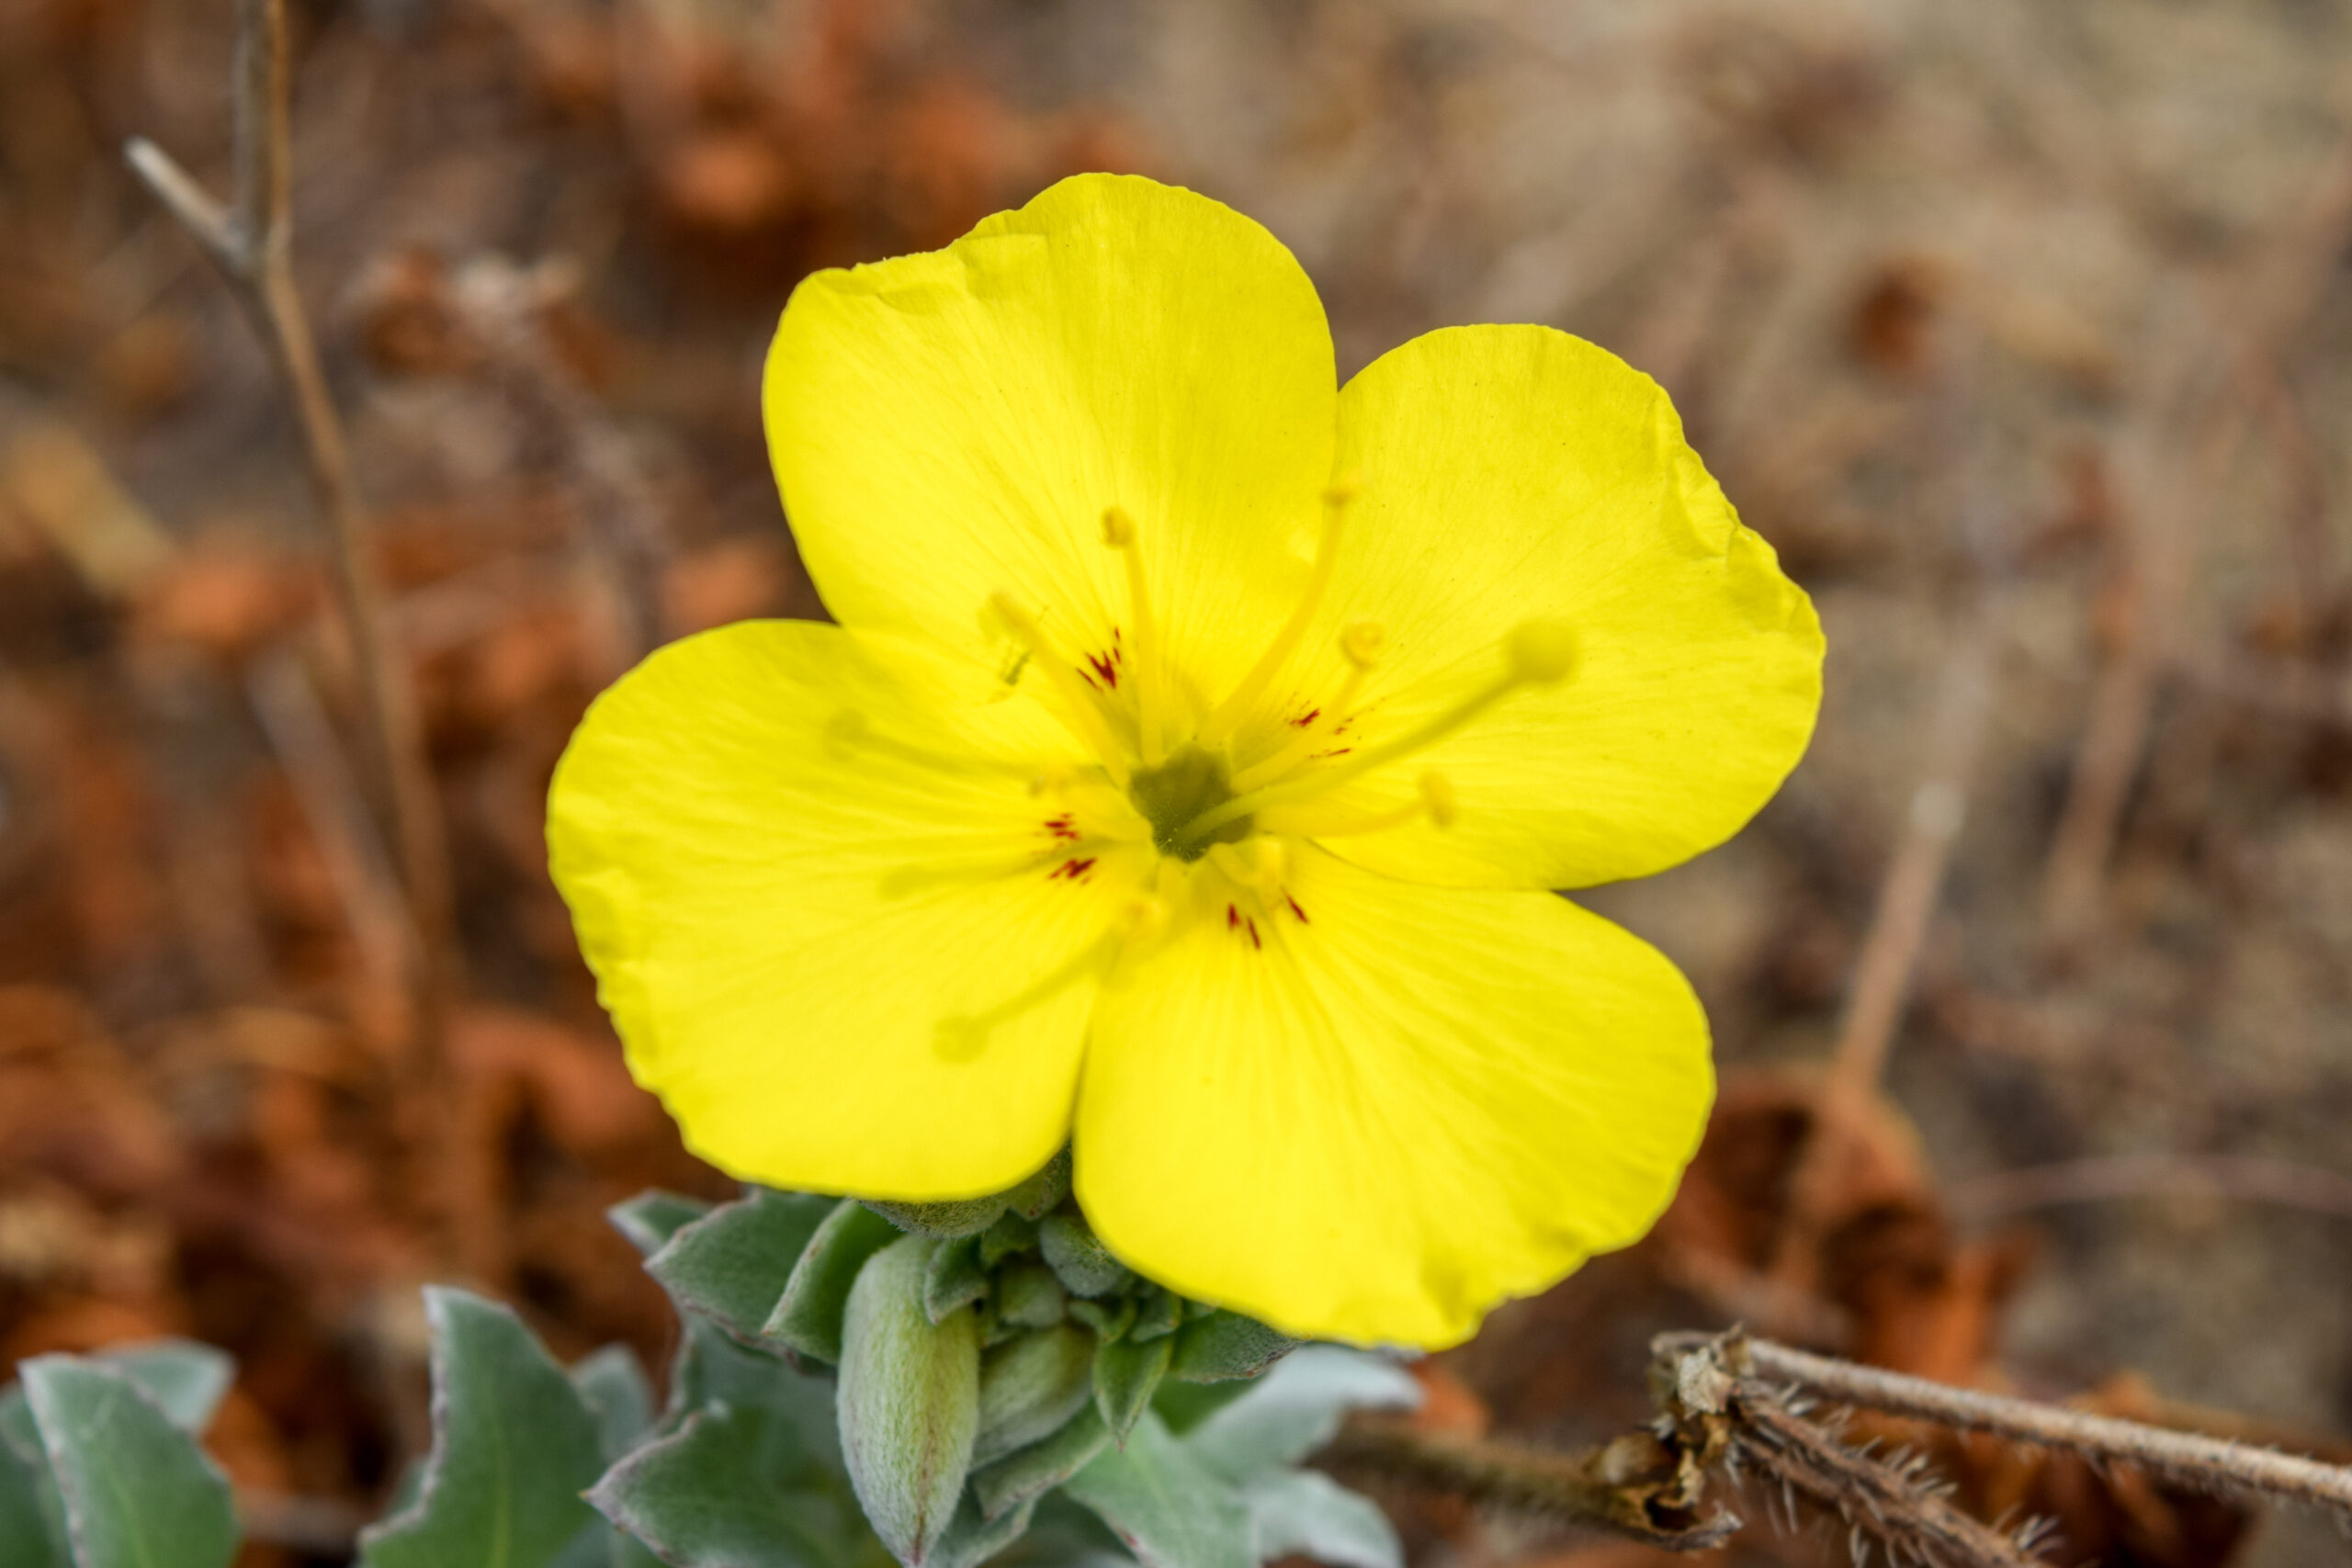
[[1205, 836, 1285, 895], [1227, 619, 1386, 794], [1176, 619, 1575, 848], [1100, 506, 1167, 766], [989, 592, 1130, 784], [1266, 770, 1455, 839], [1197, 479, 1362, 747]]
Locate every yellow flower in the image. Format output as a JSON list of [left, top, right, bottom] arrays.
[[548, 174, 1822, 1349]]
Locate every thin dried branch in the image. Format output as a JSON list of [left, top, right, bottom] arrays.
[[124, 0, 460, 1262], [1948, 1153, 2352, 1226], [1324, 1416, 1739, 1552], [1656, 1333, 2352, 1529], [126, 0, 455, 1001]]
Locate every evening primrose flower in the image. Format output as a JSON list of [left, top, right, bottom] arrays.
[[548, 173, 1821, 1349]]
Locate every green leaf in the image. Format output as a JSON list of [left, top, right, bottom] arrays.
[[357, 1287, 607, 1568], [1127, 1292, 1182, 1345], [767, 1201, 901, 1366], [1060, 1414, 1250, 1568], [587, 1403, 883, 1568], [838, 1236, 979, 1567], [861, 1199, 1006, 1240], [20, 1357, 238, 1568], [1240, 1471, 1400, 1568], [87, 1343, 232, 1435], [650, 1190, 837, 1343], [1, 1386, 69, 1566], [1181, 1348, 1419, 1482], [968, 1405, 1109, 1524], [927, 1494, 1035, 1568], [1165, 1314, 1296, 1385], [610, 1191, 716, 1258], [974, 1326, 1094, 1468], [1066, 1298, 1135, 1344], [571, 1347, 655, 1462], [1148, 1380, 1249, 1437], [922, 1238, 989, 1325], [995, 1264, 1065, 1330], [1036, 1217, 1129, 1300], [978, 1212, 1038, 1268], [0, 1427, 63, 1568], [665, 1322, 842, 1477], [1091, 1333, 1170, 1447], [1001, 1151, 1070, 1222]]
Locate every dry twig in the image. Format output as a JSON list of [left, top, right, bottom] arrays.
[[123, 0, 456, 1012], [1323, 1416, 1738, 1552], [1656, 1333, 2352, 1529]]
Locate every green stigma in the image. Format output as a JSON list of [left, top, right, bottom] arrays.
[[1127, 746, 1253, 861]]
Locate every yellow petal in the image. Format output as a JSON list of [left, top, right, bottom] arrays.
[[548, 619, 1142, 1200], [1276, 324, 1822, 889], [765, 173, 1336, 709], [1076, 844, 1713, 1348]]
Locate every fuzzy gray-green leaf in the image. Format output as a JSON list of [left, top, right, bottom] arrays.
[[650, 1190, 836, 1343], [570, 1346, 655, 1461], [767, 1200, 902, 1365], [839, 1236, 980, 1566], [587, 1403, 882, 1568], [89, 1342, 233, 1435], [1001, 1149, 1071, 1221], [923, 1236, 989, 1325], [1037, 1215, 1130, 1299], [0, 1412, 62, 1568], [1241, 1470, 1402, 1568], [968, 1404, 1109, 1522], [356, 1286, 607, 1568], [973, 1326, 1095, 1467], [1128, 1290, 1183, 1345], [1093, 1331, 1172, 1445], [996, 1263, 1066, 1329], [978, 1211, 1038, 1268], [608, 1190, 714, 1258], [1183, 1347, 1420, 1482], [21, 1357, 238, 1568], [1166, 1312, 1298, 1384], [1060, 1414, 1250, 1568], [863, 1198, 1006, 1240]]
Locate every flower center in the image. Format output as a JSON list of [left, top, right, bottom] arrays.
[[989, 486, 1579, 872], [1126, 745, 1253, 862]]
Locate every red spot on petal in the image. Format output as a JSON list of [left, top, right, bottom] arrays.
[[1246, 917, 1261, 950], [1284, 894, 1309, 923], [1311, 747, 1352, 761], [1043, 814, 1080, 842], [1289, 708, 1320, 728], [1227, 903, 1240, 929], [1050, 857, 1096, 881], [1086, 651, 1119, 688]]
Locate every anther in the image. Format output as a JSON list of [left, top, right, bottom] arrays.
[[1340, 621, 1386, 670], [1101, 505, 1136, 547]]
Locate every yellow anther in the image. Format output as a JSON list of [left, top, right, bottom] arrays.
[[1340, 621, 1385, 670], [1323, 474, 1364, 509], [1506, 620, 1577, 684], [1094, 503, 1166, 764], [1101, 505, 1136, 548], [1419, 771, 1457, 828]]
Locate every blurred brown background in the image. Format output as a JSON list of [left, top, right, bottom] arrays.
[[6, 1, 2352, 1564]]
